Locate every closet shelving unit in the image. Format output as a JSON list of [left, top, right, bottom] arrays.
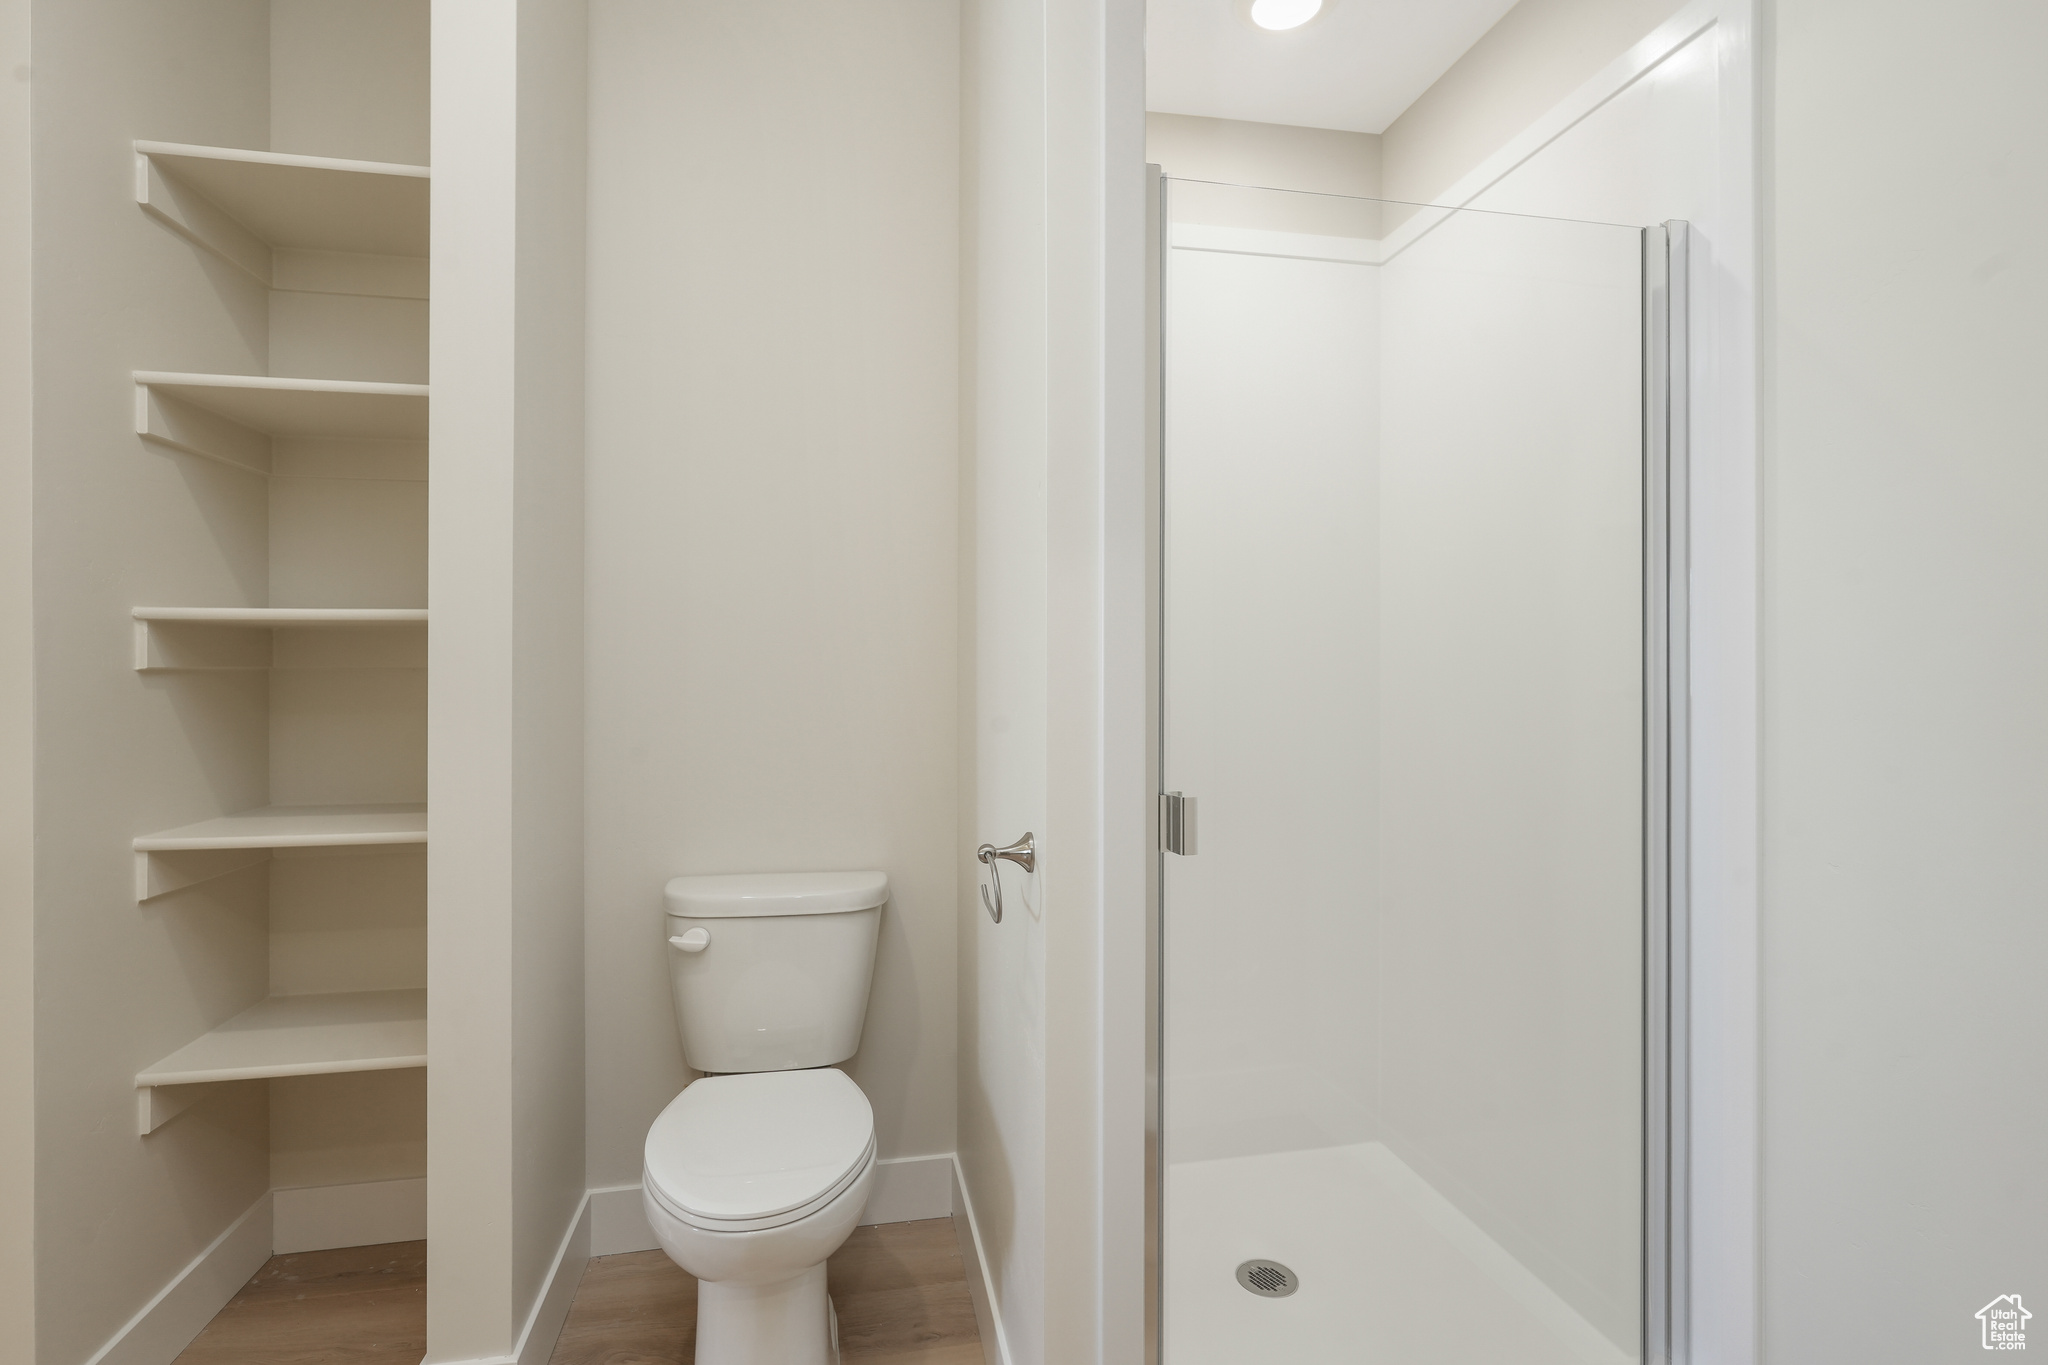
[[132, 606, 427, 671], [27, 5, 585, 1351], [128, 137, 433, 1144], [132, 140, 429, 465], [136, 141, 429, 266], [135, 989, 428, 1135], [135, 372, 427, 472], [133, 802, 427, 902]]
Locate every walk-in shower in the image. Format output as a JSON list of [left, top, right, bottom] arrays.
[[1153, 177, 1684, 1365]]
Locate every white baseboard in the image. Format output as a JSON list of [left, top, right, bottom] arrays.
[[857, 1152, 955, 1225], [273, 1176, 427, 1254], [85, 1181, 586, 1365], [588, 1153, 958, 1257], [950, 1157, 1010, 1365], [87, 1158, 955, 1365], [589, 1182, 655, 1255], [511, 1192, 591, 1365], [83, 1191, 274, 1365], [433, 1192, 592, 1365]]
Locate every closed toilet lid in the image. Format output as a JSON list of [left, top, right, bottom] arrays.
[[644, 1069, 875, 1230]]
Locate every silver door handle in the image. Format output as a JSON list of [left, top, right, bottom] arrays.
[[976, 833, 1034, 923], [1160, 793, 1197, 855]]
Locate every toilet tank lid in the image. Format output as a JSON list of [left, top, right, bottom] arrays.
[[663, 870, 888, 918]]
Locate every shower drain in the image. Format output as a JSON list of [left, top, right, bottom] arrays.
[[1234, 1259, 1299, 1298]]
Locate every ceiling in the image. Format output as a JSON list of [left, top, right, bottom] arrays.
[[1145, 0, 1520, 135]]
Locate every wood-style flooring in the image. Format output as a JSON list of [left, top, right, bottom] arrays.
[[171, 1241, 427, 1365], [169, 1219, 983, 1365], [550, 1218, 985, 1365]]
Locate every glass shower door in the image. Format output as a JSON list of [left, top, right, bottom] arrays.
[[1159, 180, 1654, 1365]]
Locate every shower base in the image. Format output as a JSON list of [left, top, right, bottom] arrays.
[[1164, 1143, 1630, 1365]]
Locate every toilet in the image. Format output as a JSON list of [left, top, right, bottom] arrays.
[[642, 870, 888, 1365]]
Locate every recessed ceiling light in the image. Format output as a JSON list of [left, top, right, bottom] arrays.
[[1248, 0, 1323, 31]]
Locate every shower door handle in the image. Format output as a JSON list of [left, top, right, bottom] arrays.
[[1160, 792, 1197, 855]]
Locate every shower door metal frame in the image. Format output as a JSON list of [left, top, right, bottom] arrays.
[[1142, 161, 1165, 1365], [1644, 220, 1692, 1365], [1142, 183, 1694, 1365]]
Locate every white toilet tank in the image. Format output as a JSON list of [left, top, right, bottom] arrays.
[[662, 870, 886, 1074]]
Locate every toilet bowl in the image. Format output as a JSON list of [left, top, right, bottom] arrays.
[[643, 1067, 877, 1365], [647, 870, 889, 1363]]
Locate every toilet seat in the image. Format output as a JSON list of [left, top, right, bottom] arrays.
[[644, 1068, 876, 1234]]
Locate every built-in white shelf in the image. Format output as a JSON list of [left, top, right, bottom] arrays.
[[136, 988, 427, 1134], [132, 803, 427, 901], [134, 607, 429, 626], [135, 141, 430, 282], [135, 802, 427, 851], [132, 607, 429, 671], [135, 372, 429, 473]]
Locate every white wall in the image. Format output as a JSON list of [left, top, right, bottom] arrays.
[[1145, 113, 1380, 197], [959, 0, 1051, 1356], [269, 0, 429, 165], [29, 7, 276, 1359], [1761, 1, 2048, 1359], [1441, 14, 1757, 1355], [1149, 117, 1385, 1177], [428, 0, 588, 1357], [582, 0, 962, 1201], [1146, 113, 1381, 236], [1380, 0, 1694, 207], [1456, 17, 1721, 226], [1159, 233, 1380, 1164], [0, 0, 35, 1355], [961, 0, 1143, 1359], [507, 0, 590, 1340], [1378, 207, 1645, 1350]]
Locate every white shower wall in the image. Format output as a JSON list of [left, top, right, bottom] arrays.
[[1377, 207, 1644, 1350], [1163, 199, 1644, 1356], [1162, 229, 1381, 1165]]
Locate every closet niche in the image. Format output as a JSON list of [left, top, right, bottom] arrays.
[[127, 1, 431, 1253]]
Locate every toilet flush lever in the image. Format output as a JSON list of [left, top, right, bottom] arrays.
[[976, 833, 1035, 924], [668, 927, 711, 953]]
